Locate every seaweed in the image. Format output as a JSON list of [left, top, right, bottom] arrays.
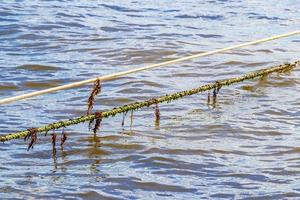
[[155, 102, 160, 122], [27, 128, 38, 151], [61, 128, 67, 147], [51, 131, 57, 149], [207, 92, 211, 105], [93, 112, 103, 135], [87, 78, 101, 115], [212, 81, 222, 106], [121, 111, 128, 127]]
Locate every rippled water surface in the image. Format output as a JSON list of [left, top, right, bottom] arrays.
[[1, 1, 300, 199]]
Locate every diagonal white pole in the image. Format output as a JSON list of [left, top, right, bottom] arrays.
[[0, 30, 299, 105]]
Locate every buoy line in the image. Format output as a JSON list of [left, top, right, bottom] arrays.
[[0, 30, 299, 105]]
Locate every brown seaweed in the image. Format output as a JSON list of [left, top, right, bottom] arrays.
[[121, 111, 128, 127], [51, 131, 57, 149], [61, 128, 67, 147], [27, 128, 38, 151], [93, 112, 103, 135], [155, 102, 160, 122], [87, 78, 101, 115]]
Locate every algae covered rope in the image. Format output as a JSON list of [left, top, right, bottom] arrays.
[[0, 61, 299, 142]]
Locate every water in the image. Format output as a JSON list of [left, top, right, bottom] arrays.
[[0, 1, 300, 199]]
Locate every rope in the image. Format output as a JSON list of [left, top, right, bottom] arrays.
[[0, 30, 299, 105], [1, 61, 298, 142]]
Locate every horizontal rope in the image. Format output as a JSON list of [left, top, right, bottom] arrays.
[[0, 30, 299, 105], [1, 61, 298, 142]]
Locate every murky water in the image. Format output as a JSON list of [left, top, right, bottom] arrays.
[[1, 1, 300, 199]]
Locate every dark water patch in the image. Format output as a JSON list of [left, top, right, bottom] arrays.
[[221, 60, 245, 66], [0, 11, 23, 17], [102, 143, 145, 151], [20, 42, 50, 48], [175, 14, 224, 20], [142, 147, 209, 155], [16, 64, 64, 72], [103, 177, 198, 193], [261, 168, 300, 176], [244, 61, 272, 67], [76, 190, 121, 200], [197, 33, 223, 38], [17, 33, 50, 40], [30, 24, 65, 31], [100, 4, 140, 13], [248, 14, 286, 21], [217, 181, 259, 190], [0, 84, 20, 91], [163, 9, 180, 13], [273, 48, 286, 52], [243, 193, 300, 200], [85, 37, 115, 42], [23, 79, 65, 89], [221, 173, 270, 182], [101, 26, 131, 32], [56, 12, 84, 18], [125, 14, 144, 18], [210, 193, 235, 199], [256, 49, 273, 53], [57, 21, 86, 28], [62, 48, 100, 53], [0, 17, 18, 22], [0, 26, 20, 36]]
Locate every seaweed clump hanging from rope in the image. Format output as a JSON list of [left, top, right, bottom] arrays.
[[212, 81, 222, 107], [92, 112, 103, 135], [87, 78, 101, 115], [154, 100, 160, 122], [25, 128, 38, 151]]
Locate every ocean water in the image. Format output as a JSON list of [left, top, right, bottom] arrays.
[[0, 1, 300, 199]]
